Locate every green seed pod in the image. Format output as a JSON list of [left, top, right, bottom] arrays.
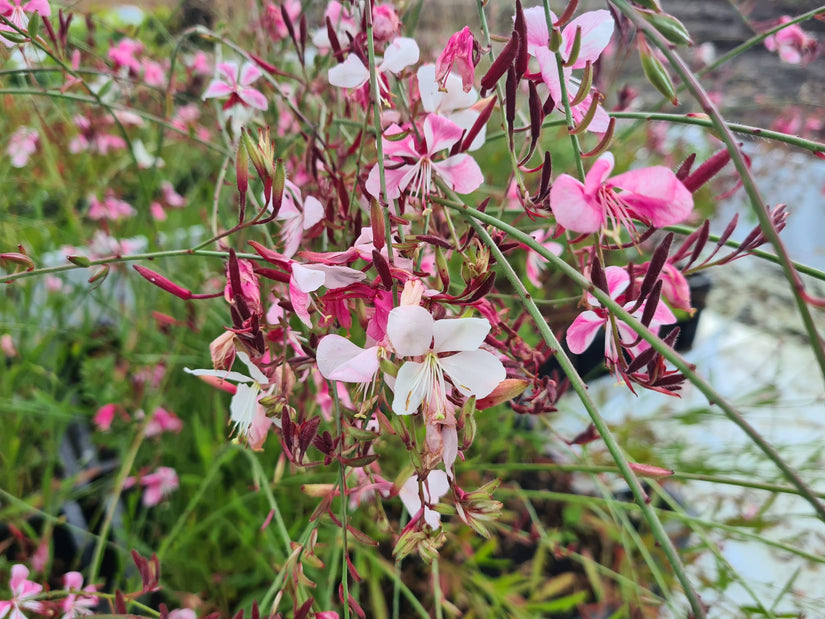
[[643, 11, 693, 46], [638, 36, 678, 104]]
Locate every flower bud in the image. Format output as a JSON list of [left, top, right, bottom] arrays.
[[642, 11, 693, 46], [638, 35, 678, 105]]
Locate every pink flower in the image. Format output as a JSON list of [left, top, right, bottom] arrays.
[[311, 1, 357, 50], [203, 61, 268, 111], [399, 470, 450, 529], [60, 572, 98, 619], [137, 466, 179, 507], [366, 114, 483, 201], [107, 38, 143, 73], [93, 403, 118, 432], [0, 0, 50, 46], [275, 181, 325, 257], [764, 16, 818, 65], [550, 152, 693, 235], [417, 64, 486, 151], [144, 407, 183, 437], [436, 27, 475, 92], [566, 266, 676, 362], [6, 126, 37, 167], [372, 3, 400, 42], [289, 262, 366, 327], [141, 58, 167, 87], [262, 0, 301, 41], [387, 305, 505, 418], [523, 7, 613, 132], [0, 564, 44, 619], [87, 192, 136, 221]]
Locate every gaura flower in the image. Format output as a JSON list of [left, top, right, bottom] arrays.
[[203, 61, 267, 111], [275, 180, 325, 258], [387, 305, 505, 417], [399, 469, 450, 529], [327, 36, 419, 90], [185, 351, 271, 438], [566, 266, 676, 362], [60, 571, 98, 619], [127, 466, 179, 507], [0, 0, 51, 47], [523, 7, 614, 132], [550, 152, 693, 236], [316, 335, 380, 383], [366, 114, 483, 201], [6, 126, 38, 168], [764, 16, 818, 65], [417, 64, 486, 151], [0, 564, 44, 619]]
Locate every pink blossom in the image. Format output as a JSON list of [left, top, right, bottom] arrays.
[[566, 266, 676, 362], [107, 38, 143, 73], [262, 0, 301, 41], [87, 192, 136, 221], [186, 51, 211, 76], [93, 403, 118, 432], [6, 126, 37, 167], [60, 572, 98, 619], [550, 152, 692, 235], [417, 64, 486, 151], [144, 407, 183, 437], [372, 4, 400, 42], [275, 181, 325, 257], [523, 7, 613, 133], [167, 611, 197, 619], [764, 16, 818, 65], [203, 61, 268, 111], [0, 0, 50, 46], [436, 26, 475, 92], [366, 114, 483, 201], [137, 466, 179, 507], [161, 181, 185, 208], [141, 58, 167, 87], [150, 202, 166, 221], [1, 334, 17, 357], [0, 564, 44, 619], [316, 335, 380, 383], [312, 1, 357, 50], [399, 470, 450, 529]]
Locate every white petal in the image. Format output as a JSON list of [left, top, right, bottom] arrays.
[[439, 350, 505, 398], [236, 351, 268, 385], [328, 55, 369, 89], [316, 335, 379, 383], [432, 317, 490, 352], [379, 37, 419, 74], [302, 196, 325, 229], [313, 264, 366, 289], [230, 383, 260, 436], [184, 367, 255, 383], [387, 305, 433, 357], [291, 263, 326, 293], [392, 360, 429, 415]]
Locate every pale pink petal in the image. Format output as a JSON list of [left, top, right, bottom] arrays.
[[566, 311, 604, 354], [239, 87, 268, 111], [432, 317, 490, 352], [441, 425, 458, 473], [563, 10, 614, 68], [602, 265, 630, 299], [550, 174, 604, 234], [417, 64, 478, 114], [379, 37, 419, 74], [387, 305, 434, 357], [239, 62, 262, 86], [289, 282, 313, 326], [328, 55, 369, 89], [609, 166, 693, 227], [23, 0, 51, 16], [316, 335, 380, 383], [381, 124, 420, 159], [439, 349, 505, 398], [310, 264, 366, 289], [432, 154, 483, 194], [392, 360, 429, 415], [536, 47, 565, 104], [523, 6, 553, 52], [303, 196, 325, 229], [183, 367, 257, 383], [660, 263, 692, 311], [584, 152, 615, 193], [423, 114, 463, 154], [366, 161, 417, 199], [291, 263, 326, 292]]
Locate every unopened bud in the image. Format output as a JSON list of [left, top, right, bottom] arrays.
[[642, 11, 692, 46], [1, 252, 35, 271], [638, 35, 678, 105]]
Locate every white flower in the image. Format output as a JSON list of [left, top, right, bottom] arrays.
[[387, 305, 505, 417], [399, 470, 450, 529], [184, 351, 269, 437]]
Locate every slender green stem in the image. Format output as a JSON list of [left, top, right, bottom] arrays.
[[432, 559, 443, 619], [242, 449, 293, 554], [465, 218, 706, 617], [88, 417, 148, 587], [332, 385, 350, 619], [447, 200, 825, 524], [612, 0, 825, 385]]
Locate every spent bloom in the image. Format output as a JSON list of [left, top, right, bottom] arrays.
[[435, 27, 476, 92], [0, 564, 44, 619], [366, 114, 483, 201], [550, 152, 693, 236], [203, 61, 268, 111], [387, 305, 505, 418], [566, 266, 676, 362]]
